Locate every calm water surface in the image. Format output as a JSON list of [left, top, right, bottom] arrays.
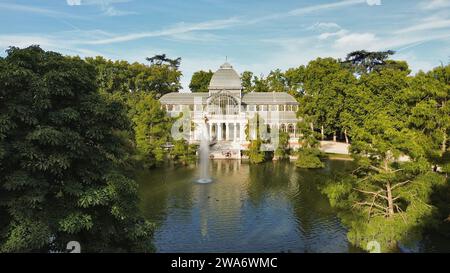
[[137, 160, 450, 253], [138, 160, 363, 252]]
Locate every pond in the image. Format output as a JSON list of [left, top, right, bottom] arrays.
[[137, 160, 449, 253]]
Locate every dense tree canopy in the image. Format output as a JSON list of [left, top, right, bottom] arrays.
[[86, 55, 182, 97], [298, 57, 357, 141], [342, 50, 395, 74], [241, 71, 254, 93], [189, 70, 213, 92], [321, 62, 449, 252], [126, 92, 172, 168], [0, 46, 153, 252]]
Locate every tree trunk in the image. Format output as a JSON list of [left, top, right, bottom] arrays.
[[333, 131, 337, 142], [442, 131, 447, 154], [344, 129, 349, 144], [321, 126, 324, 140], [309, 122, 314, 131], [386, 181, 395, 217]]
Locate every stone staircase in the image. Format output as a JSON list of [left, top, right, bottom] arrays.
[[209, 141, 241, 159]]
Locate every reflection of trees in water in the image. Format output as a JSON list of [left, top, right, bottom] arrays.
[[246, 162, 294, 207], [291, 168, 336, 234], [290, 160, 356, 252], [137, 166, 196, 225]]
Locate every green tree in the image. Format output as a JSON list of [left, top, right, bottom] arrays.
[[86, 55, 182, 97], [408, 66, 450, 174], [266, 69, 287, 93], [321, 66, 446, 252], [0, 46, 153, 252], [241, 71, 254, 93], [284, 65, 306, 98], [247, 138, 265, 164], [146, 54, 181, 69], [342, 50, 395, 75], [296, 119, 325, 168], [296, 148, 325, 169], [244, 114, 266, 164], [252, 75, 270, 93], [275, 130, 290, 159], [189, 70, 213, 92], [407, 65, 450, 228], [171, 140, 197, 166], [299, 57, 356, 141], [127, 92, 172, 168]]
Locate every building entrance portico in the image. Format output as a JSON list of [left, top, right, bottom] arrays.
[[208, 121, 243, 142]]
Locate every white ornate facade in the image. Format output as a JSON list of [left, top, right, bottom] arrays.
[[160, 62, 300, 158]]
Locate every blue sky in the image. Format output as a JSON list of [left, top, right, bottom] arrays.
[[0, 0, 449, 91]]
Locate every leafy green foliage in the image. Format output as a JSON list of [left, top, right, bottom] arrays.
[[295, 119, 325, 168], [127, 92, 172, 168], [171, 140, 198, 165], [342, 50, 396, 74], [296, 148, 325, 169], [322, 172, 445, 252], [247, 138, 265, 164], [298, 57, 357, 140], [0, 46, 153, 252], [316, 61, 449, 252], [275, 130, 290, 159], [189, 70, 213, 92], [85, 55, 182, 97], [244, 114, 268, 164], [241, 71, 254, 93]]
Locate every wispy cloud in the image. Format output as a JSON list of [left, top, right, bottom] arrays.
[[419, 0, 450, 10], [288, 0, 366, 16], [83, 17, 240, 45], [0, 33, 104, 57], [0, 2, 83, 19], [66, 0, 136, 16], [77, 0, 369, 45], [309, 22, 342, 31], [396, 18, 450, 33], [247, 0, 367, 24]]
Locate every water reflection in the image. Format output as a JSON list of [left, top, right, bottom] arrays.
[[137, 160, 360, 252]]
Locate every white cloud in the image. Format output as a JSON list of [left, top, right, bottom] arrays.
[[66, 0, 81, 6], [396, 18, 450, 33], [78, 0, 368, 45], [65, 0, 135, 16], [0, 34, 104, 58], [0, 35, 54, 49], [318, 29, 349, 40], [308, 22, 349, 40], [0, 2, 82, 18], [309, 22, 341, 31], [83, 17, 240, 45], [419, 0, 450, 10], [333, 32, 377, 50], [287, 0, 366, 16], [366, 0, 381, 6]]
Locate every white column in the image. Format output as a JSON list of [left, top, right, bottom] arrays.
[[240, 123, 245, 141], [226, 123, 230, 141], [233, 123, 237, 141], [218, 122, 222, 141], [208, 123, 212, 141]]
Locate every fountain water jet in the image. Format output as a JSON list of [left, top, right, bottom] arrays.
[[196, 119, 212, 184]]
